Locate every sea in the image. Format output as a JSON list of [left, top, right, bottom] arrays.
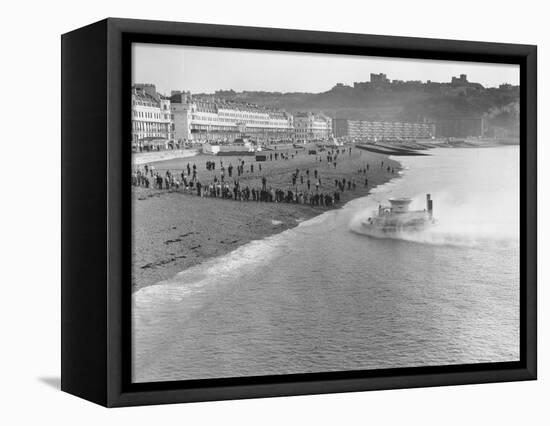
[[132, 145, 520, 383]]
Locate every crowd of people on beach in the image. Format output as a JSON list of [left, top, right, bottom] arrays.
[[131, 146, 397, 210], [132, 165, 341, 208]]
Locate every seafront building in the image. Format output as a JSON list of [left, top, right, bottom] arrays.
[[170, 91, 295, 144], [332, 118, 435, 141], [131, 85, 334, 148], [131, 84, 174, 150], [293, 112, 332, 141]]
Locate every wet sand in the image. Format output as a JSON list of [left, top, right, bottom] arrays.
[[132, 147, 401, 292]]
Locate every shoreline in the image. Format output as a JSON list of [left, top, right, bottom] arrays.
[[132, 148, 401, 292]]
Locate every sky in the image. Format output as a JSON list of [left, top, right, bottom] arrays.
[[132, 43, 519, 96]]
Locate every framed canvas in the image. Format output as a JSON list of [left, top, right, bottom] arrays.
[[61, 18, 537, 407]]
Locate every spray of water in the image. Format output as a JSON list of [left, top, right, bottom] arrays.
[[350, 188, 519, 248], [349, 148, 519, 248]]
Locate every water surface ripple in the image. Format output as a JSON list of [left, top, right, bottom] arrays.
[[133, 146, 519, 382]]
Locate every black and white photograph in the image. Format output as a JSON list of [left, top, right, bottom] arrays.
[[130, 43, 521, 383]]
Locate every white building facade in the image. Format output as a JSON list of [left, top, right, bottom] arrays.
[[294, 112, 332, 141], [131, 84, 174, 150], [170, 93, 295, 144]]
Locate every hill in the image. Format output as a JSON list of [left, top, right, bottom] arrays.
[[201, 79, 519, 136]]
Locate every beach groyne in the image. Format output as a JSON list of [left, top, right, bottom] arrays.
[[356, 144, 429, 156]]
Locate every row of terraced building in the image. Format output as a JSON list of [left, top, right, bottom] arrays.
[[131, 84, 332, 150]]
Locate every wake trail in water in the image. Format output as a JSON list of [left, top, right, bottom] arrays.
[[348, 149, 519, 248], [349, 191, 518, 248], [350, 220, 517, 248], [133, 146, 520, 382]]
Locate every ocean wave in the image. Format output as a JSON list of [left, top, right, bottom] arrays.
[[136, 237, 279, 301]]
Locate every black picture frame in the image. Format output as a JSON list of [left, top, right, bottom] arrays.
[[61, 17, 537, 407]]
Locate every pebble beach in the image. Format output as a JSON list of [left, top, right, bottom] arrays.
[[132, 146, 401, 291]]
